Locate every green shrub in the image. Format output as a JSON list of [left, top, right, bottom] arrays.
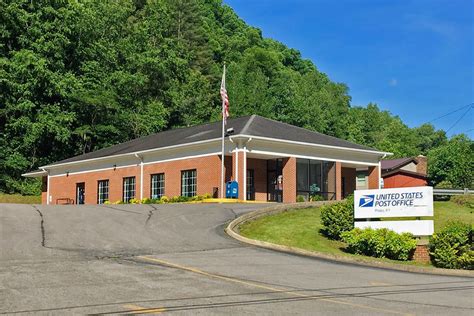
[[457, 250, 474, 269], [129, 198, 140, 204], [450, 195, 474, 209], [320, 196, 354, 240], [142, 197, 164, 204], [202, 193, 212, 199], [296, 195, 305, 203], [192, 194, 208, 201], [170, 196, 190, 203], [429, 221, 473, 269], [179, 196, 191, 202], [310, 195, 324, 202], [341, 228, 417, 261], [160, 196, 169, 203]]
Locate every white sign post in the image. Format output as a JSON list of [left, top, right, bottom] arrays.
[[354, 186, 434, 236]]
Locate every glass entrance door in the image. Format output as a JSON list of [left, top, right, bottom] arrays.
[[76, 183, 85, 204], [247, 169, 255, 200], [267, 159, 283, 202]]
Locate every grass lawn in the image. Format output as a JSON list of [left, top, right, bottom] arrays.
[[239, 200, 472, 266], [431, 201, 471, 230], [382, 201, 472, 231], [0, 193, 41, 204]]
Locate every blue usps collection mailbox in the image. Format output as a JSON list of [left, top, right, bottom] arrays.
[[226, 181, 239, 199]]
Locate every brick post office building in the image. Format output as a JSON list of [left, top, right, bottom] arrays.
[[23, 115, 391, 205]]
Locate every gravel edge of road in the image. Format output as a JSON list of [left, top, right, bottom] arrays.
[[225, 203, 474, 278]]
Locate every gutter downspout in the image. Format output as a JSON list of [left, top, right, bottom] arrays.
[[135, 154, 144, 201], [379, 153, 387, 189], [242, 137, 252, 201]]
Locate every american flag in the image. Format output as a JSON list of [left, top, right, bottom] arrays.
[[220, 65, 229, 124]]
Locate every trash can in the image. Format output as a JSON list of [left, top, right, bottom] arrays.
[[226, 181, 239, 199]]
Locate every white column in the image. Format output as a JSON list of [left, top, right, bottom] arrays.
[[243, 146, 247, 201], [235, 149, 239, 183], [46, 172, 50, 205], [378, 161, 382, 189], [140, 161, 144, 200]]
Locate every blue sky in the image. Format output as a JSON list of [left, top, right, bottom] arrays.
[[224, 0, 473, 137]]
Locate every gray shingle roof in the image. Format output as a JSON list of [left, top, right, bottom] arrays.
[[380, 157, 416, 171], [44, 115, 383, 167]]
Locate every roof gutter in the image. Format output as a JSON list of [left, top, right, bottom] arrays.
[[22, 169, 48, 178], [234, 134, 393, 156]]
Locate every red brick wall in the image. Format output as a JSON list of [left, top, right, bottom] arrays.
[[416, 155, 427, 176], [48, 155, 228, 204], [335, 162, 342, 200], [282, 157, 296, 203], [383, 173, 427, 188], [368, 166, 379, 189], [412, 244, 430, 263], [143, 155, 227, 199], [341, 167, 356, 198], [46, 154, 364, 204], [49, 165, 140, 204], [224, 156, 232, 184]]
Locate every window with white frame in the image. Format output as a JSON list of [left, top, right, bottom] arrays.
[[181, 169, 196, 197], [123, 177, 136, 203], [97, 179, 109, 204], [151, 173, 165, 199]]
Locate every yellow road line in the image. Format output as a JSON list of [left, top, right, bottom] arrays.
[[137, 255, 413, 316], [123, 304, 166, 314]]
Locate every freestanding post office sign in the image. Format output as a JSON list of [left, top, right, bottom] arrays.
[[354, 186, 434, 236]]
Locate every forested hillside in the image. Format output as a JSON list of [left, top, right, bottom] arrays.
[[1, 0, 472, 194]]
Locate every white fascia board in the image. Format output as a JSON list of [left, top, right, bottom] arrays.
[[249, 149, 380, 166], [49, 152, 223, 178], [49, 164, 133, 178], [40, 138, 222, 170], [22, 170, 48, 178], [234, 134, 392, 157], [141, 152, 222, 166]]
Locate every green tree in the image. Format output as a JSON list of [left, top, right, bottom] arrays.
[[414, 124, 447, 155], [0, 0, 464, 194], [428, 135, 474, 188]]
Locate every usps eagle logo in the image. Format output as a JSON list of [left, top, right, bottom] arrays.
[[359, 195, 375, 207]]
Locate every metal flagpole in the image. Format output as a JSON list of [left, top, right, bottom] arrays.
[[220, 64, 226, 199]]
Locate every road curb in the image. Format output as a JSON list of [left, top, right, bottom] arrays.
[[225, 203, 474, 278]]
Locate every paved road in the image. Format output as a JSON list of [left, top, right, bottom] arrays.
[[0, 203, 472, 315]]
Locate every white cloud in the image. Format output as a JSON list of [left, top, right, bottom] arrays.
[[389, 78, 398, 87]]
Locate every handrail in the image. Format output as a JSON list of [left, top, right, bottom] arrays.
[[433, 188, 472, 195]]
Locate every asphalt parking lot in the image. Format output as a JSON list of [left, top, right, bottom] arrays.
[[0, 203, 472, 315]]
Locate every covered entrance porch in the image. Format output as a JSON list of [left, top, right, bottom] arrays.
[[226, 137, 382, 203]]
